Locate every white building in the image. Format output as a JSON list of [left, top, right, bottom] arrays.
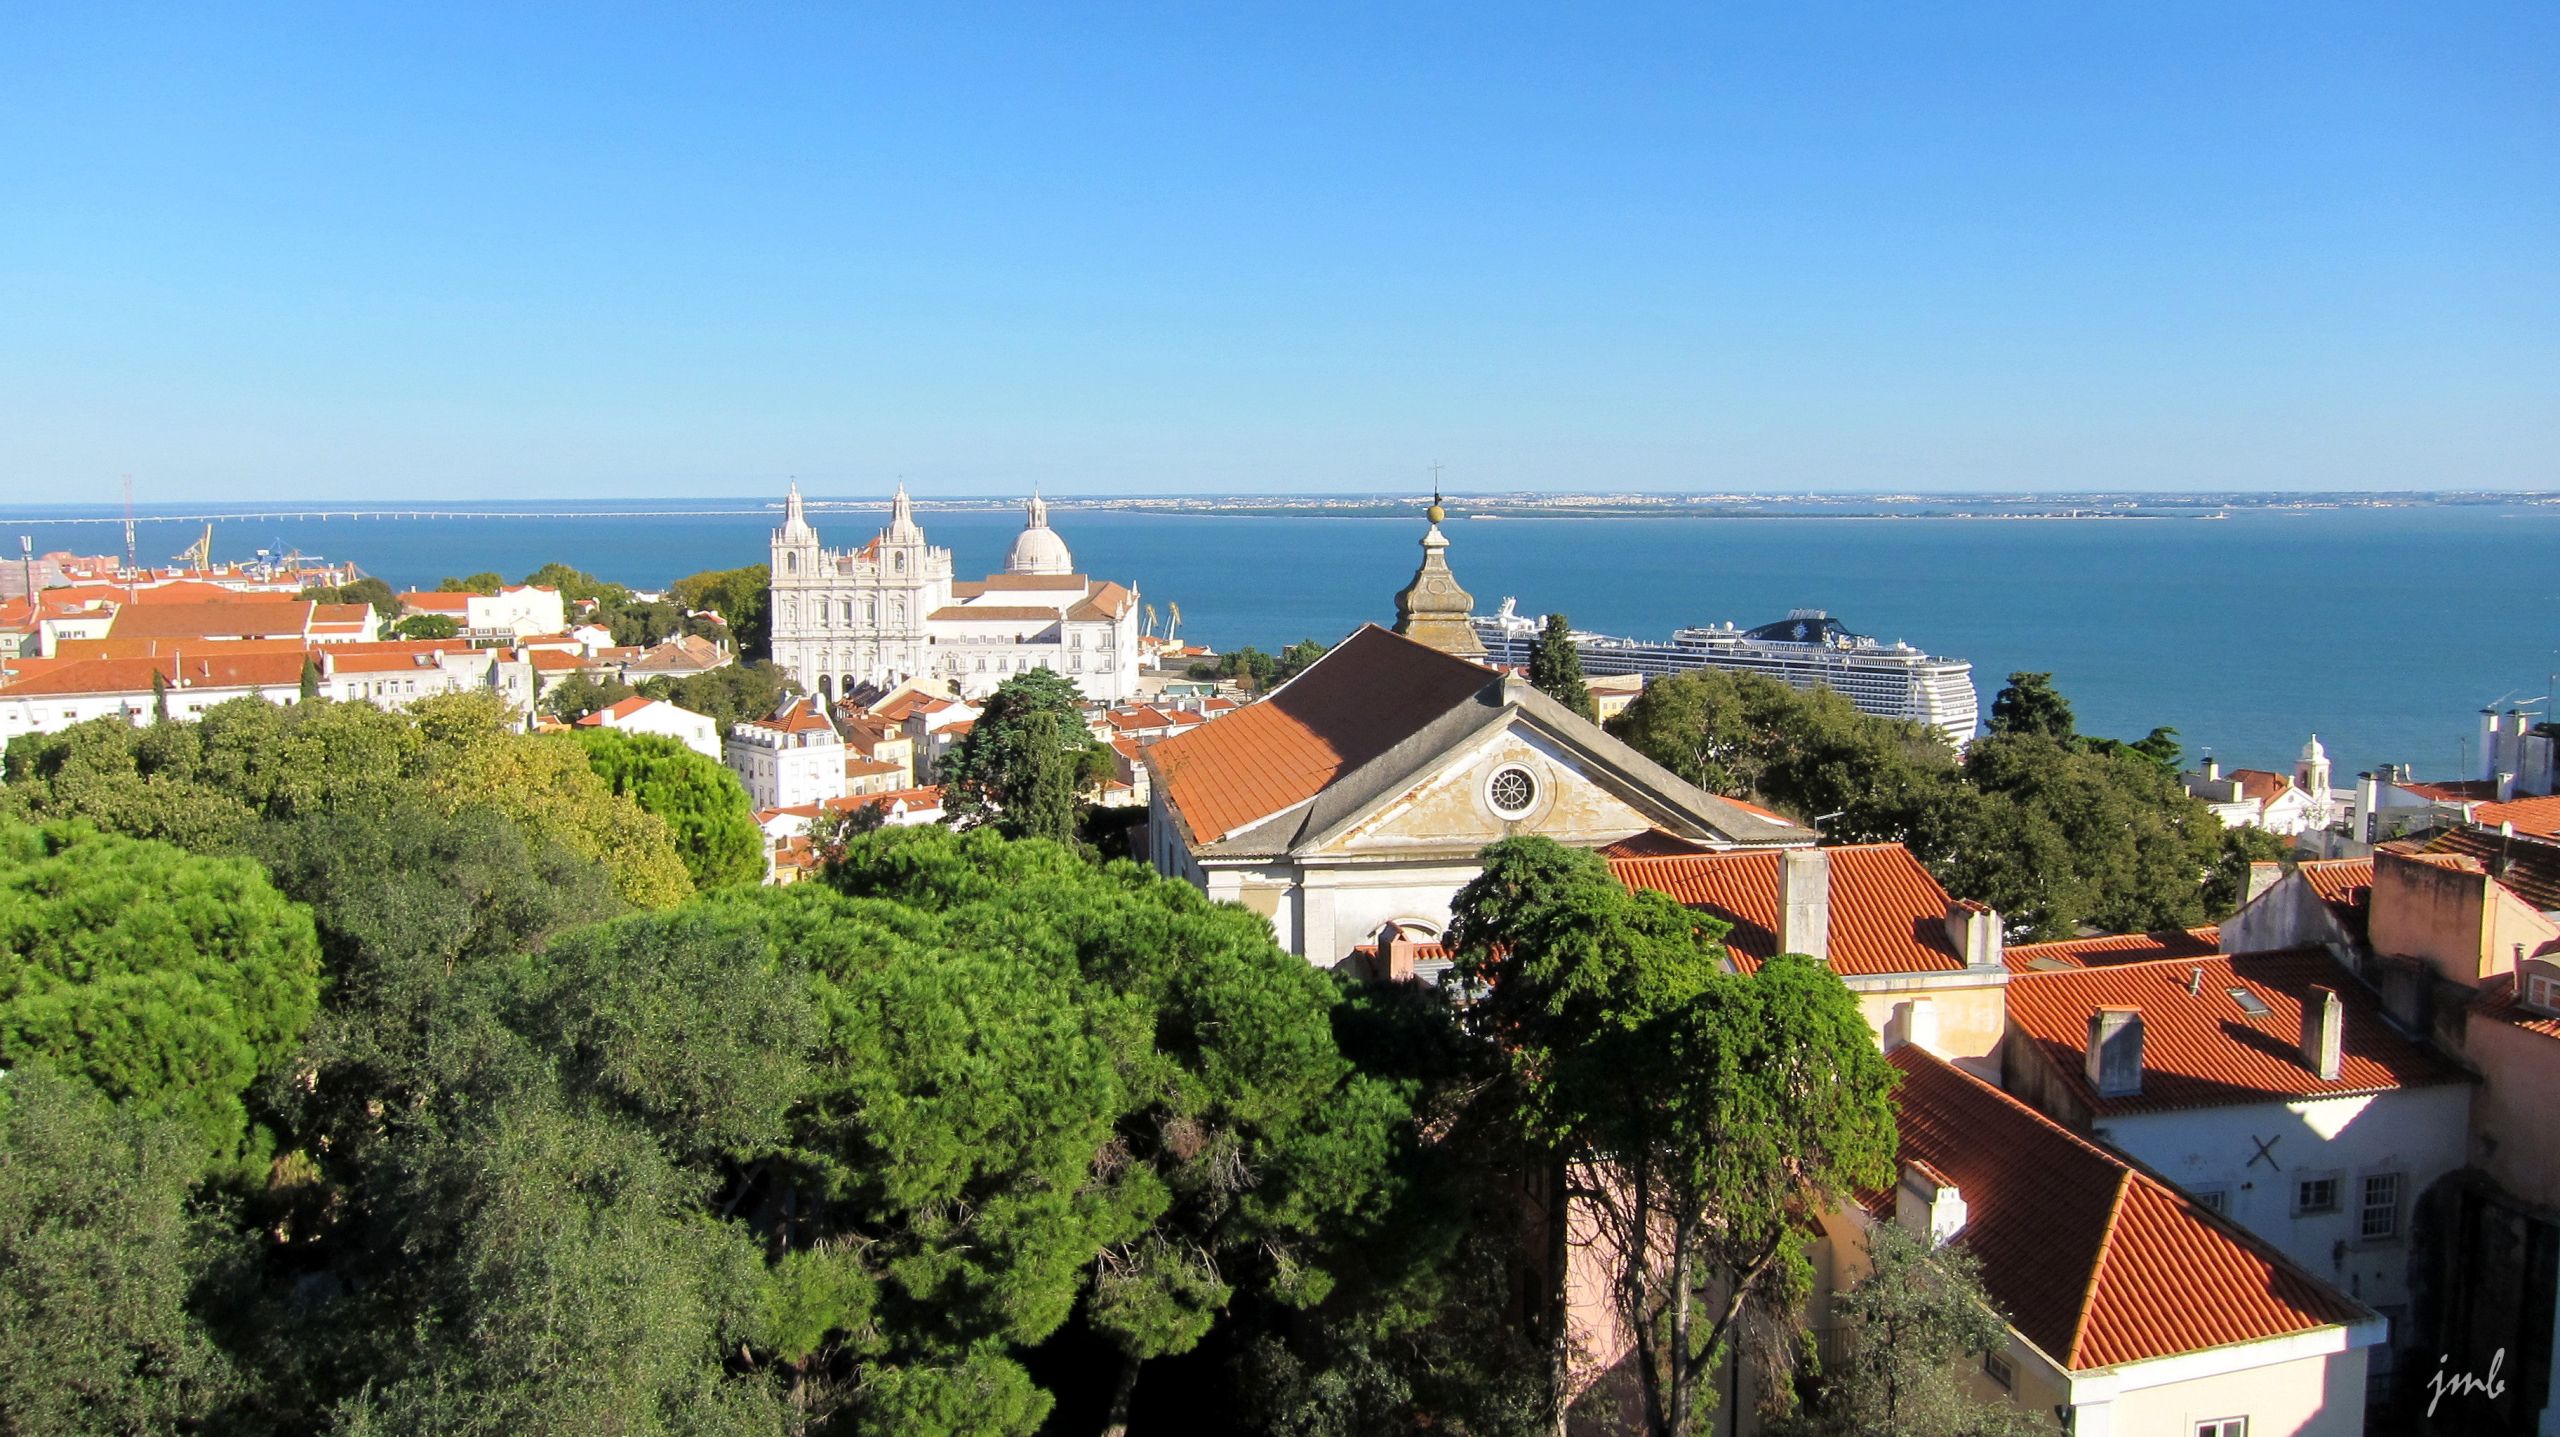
[[2002, 949, 2470, 1384], [1838, 1046, 2382, 1437], [574, 694, 722, 760], [767, 485, 1142, 705], [0, 641, 541, 741], [1143, 623, 1808, 964], [394, 584, 568, 642], [723, 696, 847, 810]]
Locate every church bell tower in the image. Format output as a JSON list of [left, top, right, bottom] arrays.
[[1392, 488, 1486, 659]]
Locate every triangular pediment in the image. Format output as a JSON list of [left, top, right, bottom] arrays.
[[1299, 702, 1800, 858]]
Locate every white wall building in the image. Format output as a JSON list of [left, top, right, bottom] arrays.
[[395, 584, 568, 642], [0, 641, 542, 741], [2003, 950, 2470, 1384], [767, 485, 1142, 705], [574, 694, 722, 759], [723, 696, 847, 810]]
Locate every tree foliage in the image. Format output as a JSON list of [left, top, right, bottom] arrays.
[[299, 576, 400, 618], [1, 693, 693, 909], [1447, 838, 1899, 1437], [1773, 1222, 2045, 1437], [541, 669, 637, 723], [389, 612, 458, 640], [1610, 669, 2253, 940], [1528, 613, 1595, 720], [670, 564, 771, 662], [436, 571, 504, 595], [939, 669, 1113, 845], [0, 1069, 245, 1436], [0, 821, 322, 1162], [1987, 671, 2073, 741], [573, 729, 763, 891], [639, 660, 797, 732]]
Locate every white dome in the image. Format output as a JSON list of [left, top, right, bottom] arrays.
[[1005, 495, 1075, 575], [2301, 733, 2328, 762]]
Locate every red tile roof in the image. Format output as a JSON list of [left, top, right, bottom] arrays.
[[1600, 829, 1716, 860], [976, 573, 1088, 591], [748, 696, 838, 736], [2475, 795, 2560, 841], [1148, 625, 1497, 845], [2005, 927, 2222, 973], [575, 695, 660, 725], [2298, 857, 2375, 941], [2471, 970, 2560, 1043], [107, 601, 315, 641], [397, 591, 475, 613], [2420, 827, 2560, 912], [2005, 950, 2467, 1117], [0, 651, 310, 698], [1068, 581, 1135, 621], [1887, 1046, 2371, 1370], [2227, 768, 2294, 804], [1608, 843, 1966, 976], [2400, 779, 2502, 802]]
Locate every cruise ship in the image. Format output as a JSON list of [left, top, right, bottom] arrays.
[[1473, 600, 1981, 747]]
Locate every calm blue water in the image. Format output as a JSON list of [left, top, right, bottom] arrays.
[[6, 499, 2555, 781]]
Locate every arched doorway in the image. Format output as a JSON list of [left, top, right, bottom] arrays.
[[815, 674, 834, 703]]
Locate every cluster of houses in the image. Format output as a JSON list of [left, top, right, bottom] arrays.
[[0, 568, 734, 743], [1115, 509, 2560, 1435], [14, 515, 2559, 1433]]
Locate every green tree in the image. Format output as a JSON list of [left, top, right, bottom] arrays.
[[826, 828, 1405, 1435], [573, 730, 763, 891], [542, 669, 637, 723], [1275, 638, 1328, 684], [939, 669, 1112, 845], [2128, 725, 2182, 776], [1528, 612, 1596, 720], [299, 576, 400, 617], [2205, 823, 2290, 917], [299, 656, 322, 700], [0, 820, 324, 1165], [410, 694, 694, 908], [638, 661, 796, 731], [1987, 671, 2074, 741], [0, 1069, 244, 1435], [670, 564, 771, 661], [610, 599, 687, 648], [435, 571, 503, 594], [519, 561, 632, 608], [389, 612, 459, 640], [151, 667, 170, 723], [1447, 838, 1899, 1437], [1773, 1222, 2045, 1437]]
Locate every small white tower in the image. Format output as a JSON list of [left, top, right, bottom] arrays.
[[2296, 734, 2333, 823]]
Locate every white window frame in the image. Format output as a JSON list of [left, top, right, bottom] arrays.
[[2190, 1185, 2231, 1216], [2195, 1420, 2246, 1437], [2294, 1174, 2341, 1216], [2359, 1172, 2403, 1241], [2528, 973, 2560, 1016]]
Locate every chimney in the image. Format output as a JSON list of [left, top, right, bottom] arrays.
[[2497, 771, 2518, 802], [2187, 965, 2204, 996], [2300, 985, 2343, 1081], [2243, 860, 2285, 906], [1943, 899, 2003, 969], [2202, 756, 2221, 782], [1778, 848, 1830, 962], [1896, 997, 1941, 1055], [1896, 1161, 1969, 1246], [2085, 1007, 2144, 1098]]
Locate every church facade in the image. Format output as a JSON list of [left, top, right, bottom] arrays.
[[767, 485, 1143, 704]]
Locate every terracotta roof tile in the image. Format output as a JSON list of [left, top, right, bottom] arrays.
[[2420, 827, 2560, 912], [976, 573, 1088, 591], [1147, 625, 1496, 845], [2475, 795, 2560, 841], [1600, 829, 1716, 860], [2401, 779, 2502, 802], [2005, 927, 2223, 973], [2298, 857, 2375, 942], [0, 651, 310, 697], [2227, 768, 2294, 804], [1068, 580, 1135, 621], [1608, 844, 1966, 976], [1888, 1047, 2370, 1370], [108, 601, 314, 641], [396, 591, 475, 613], [2006, 949, 2467, 1116], [2472, 970, 2560, 1042]]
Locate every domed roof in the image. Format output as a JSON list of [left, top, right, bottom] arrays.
[[1004, 493, 1075, 575], [2301, 733, 2328, 762]]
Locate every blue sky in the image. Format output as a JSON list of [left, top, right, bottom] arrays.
[[3, 4, 2554, 500]]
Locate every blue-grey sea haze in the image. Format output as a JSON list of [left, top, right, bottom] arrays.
[[6, 501, 2554, 785]]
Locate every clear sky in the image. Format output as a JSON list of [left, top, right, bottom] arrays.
[[3, 3, 2554, 501]]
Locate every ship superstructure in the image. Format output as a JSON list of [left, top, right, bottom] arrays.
[[1474, 601, 1980, 747]]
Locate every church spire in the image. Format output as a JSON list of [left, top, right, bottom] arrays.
[[1392, 484, 1485, 659]]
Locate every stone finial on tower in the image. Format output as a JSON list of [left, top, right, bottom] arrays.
[[1392, 487, 1485, 658]]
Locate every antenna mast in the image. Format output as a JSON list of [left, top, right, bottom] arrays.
[[121, 474, 137, 577]]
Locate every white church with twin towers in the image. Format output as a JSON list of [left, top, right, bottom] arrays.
[[765, 483, 1144, 705]]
